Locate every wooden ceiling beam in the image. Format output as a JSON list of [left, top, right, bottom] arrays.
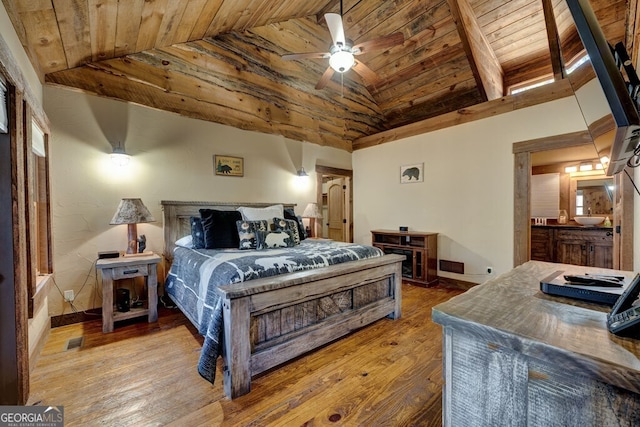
[[446, 0, 504, 101], [352, 79, 573, 150], [541, 0, 564, 80]]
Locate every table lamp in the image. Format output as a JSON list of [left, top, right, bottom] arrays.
[[110, 198, 155, 255], [302, 202, 322, 238]]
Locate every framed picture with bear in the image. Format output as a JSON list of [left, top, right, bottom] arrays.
[[400, 163, 423, 183], [214, 155, 244, 177]]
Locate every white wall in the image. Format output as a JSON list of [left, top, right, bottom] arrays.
[[353, 96, 590, 283], [45, 85, 350, 316]]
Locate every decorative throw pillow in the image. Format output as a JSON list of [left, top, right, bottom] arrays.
[[284, 208, 306, 240], [255, 229, 295, 250], [273, 217, 301, 245], [236, 220, 269, 250], [190, 216, 205, 249], [237, 204, 284, 221], [175, 235, 194, 248], [199, 209, 242, 249]]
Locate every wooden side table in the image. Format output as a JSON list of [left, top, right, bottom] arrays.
[[97, 253, 161, 333]]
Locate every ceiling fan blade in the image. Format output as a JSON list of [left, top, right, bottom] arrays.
[[282, 52, 330, 61], [325, 13, 346, 46], [352, 59, 379, 85], [315, 66, 335, 90], [353, 32, 405, 55]]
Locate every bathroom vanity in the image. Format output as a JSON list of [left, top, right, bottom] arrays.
[[531, 224, 613, 268]]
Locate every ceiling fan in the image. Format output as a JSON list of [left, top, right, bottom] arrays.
[[282, 1, 404, 90]]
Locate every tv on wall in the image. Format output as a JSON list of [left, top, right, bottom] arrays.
[[560, 0, 640, 176]]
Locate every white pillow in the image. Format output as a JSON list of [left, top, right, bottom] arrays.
[[175, 235, 193, 248], [237, 204, 284, 221]]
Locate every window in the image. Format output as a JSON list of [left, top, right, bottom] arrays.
[[31, 120, 52, 276]]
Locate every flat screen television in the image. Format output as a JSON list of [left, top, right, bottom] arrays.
[[560, 0, 640, 176]]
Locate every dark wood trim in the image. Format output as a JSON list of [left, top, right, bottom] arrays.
[[0, 84, 29, 405]]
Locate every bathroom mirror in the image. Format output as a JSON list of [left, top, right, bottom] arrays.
[[569, 175, 614, 217]]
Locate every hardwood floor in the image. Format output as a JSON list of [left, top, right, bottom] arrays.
[[27, 283, 464, 426]]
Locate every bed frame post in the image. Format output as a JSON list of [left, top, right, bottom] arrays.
[[221, 295, 252, 399]]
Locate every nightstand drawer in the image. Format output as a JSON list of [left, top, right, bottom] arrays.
[[112, 264, 148, 280]]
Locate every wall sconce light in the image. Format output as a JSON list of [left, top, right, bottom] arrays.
[[110, 144, 130, 167], [297, 167, 309, 178]]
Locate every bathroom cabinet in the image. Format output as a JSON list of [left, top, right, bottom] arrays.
[[530, 225, 613, 268]]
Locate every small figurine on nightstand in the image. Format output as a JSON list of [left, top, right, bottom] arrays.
[[137, 234, 146, 253]]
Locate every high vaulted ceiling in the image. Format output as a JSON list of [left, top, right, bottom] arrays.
[[2, 0, 636, 151]]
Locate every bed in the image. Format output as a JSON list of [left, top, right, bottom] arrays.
[[161, 200, 404, 399]]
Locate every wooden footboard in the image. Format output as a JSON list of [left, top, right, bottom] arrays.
[[160, 200, 404, 400], [217, 253, 404, 399]]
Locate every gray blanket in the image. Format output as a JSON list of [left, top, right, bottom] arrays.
[[164, 240, 383, 383]]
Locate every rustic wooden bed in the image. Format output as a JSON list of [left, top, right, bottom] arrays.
[[161, 200, 404, 399]]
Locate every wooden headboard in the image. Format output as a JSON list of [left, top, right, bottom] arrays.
[[161, 200, 296, 264]]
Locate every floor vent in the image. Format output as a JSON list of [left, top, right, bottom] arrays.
[[439, 260, 465, 274], [65, 337, 84, 351]]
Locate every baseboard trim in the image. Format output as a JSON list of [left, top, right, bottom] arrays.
[[436, 276, 478, 291], [51, 308, 102, 328]]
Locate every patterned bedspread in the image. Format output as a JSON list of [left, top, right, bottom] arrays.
[[164, 239, 383, 384]]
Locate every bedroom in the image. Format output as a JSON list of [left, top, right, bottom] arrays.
[[2, 0, 640, 423]]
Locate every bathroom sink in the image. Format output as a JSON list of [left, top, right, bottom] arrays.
[[574, 216, 605, 226]]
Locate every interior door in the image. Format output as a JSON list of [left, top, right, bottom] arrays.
[[327, 179, 345, 241]]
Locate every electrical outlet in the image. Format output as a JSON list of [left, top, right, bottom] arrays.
[[64, 290, 74, 302], [487, 267, 493, 274]]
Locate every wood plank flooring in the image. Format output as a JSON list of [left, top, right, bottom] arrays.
[[27, 283, 464, 426]]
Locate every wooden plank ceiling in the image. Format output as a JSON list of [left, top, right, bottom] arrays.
[[1, 0, 633, 151]]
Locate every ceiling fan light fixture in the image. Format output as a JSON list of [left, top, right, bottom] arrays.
[[329, 50, 354, 73]]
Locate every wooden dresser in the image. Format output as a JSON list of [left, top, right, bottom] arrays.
[[433, 261, 640, 426], [371, 229, 438, 286]]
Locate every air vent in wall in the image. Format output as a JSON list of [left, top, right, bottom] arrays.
[[440, 259, 465, 274]]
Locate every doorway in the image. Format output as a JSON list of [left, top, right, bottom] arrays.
[[314, 166, 353, 242], [513, 130, 634, 270]]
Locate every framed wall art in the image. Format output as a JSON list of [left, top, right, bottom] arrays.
[[214, 155, 244, 177], [400, 163, 423, 183]]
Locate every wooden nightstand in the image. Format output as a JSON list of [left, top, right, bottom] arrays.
[[97, 253, 161, 333]]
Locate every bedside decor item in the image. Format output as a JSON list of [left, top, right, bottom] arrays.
[[302, 202, 322, 237], [400, 163, 423, 183], [110, 198, 156, 255], [214, 155, 244, 177]]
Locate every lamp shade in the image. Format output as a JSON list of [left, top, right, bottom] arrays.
[[110, 198, 155, 225], [302, 202, 322, 219]]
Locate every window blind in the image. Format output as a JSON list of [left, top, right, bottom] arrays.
[[0, 78, 7, 134], [32, 121, 45, 157], [531, 173, 560, 218]]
